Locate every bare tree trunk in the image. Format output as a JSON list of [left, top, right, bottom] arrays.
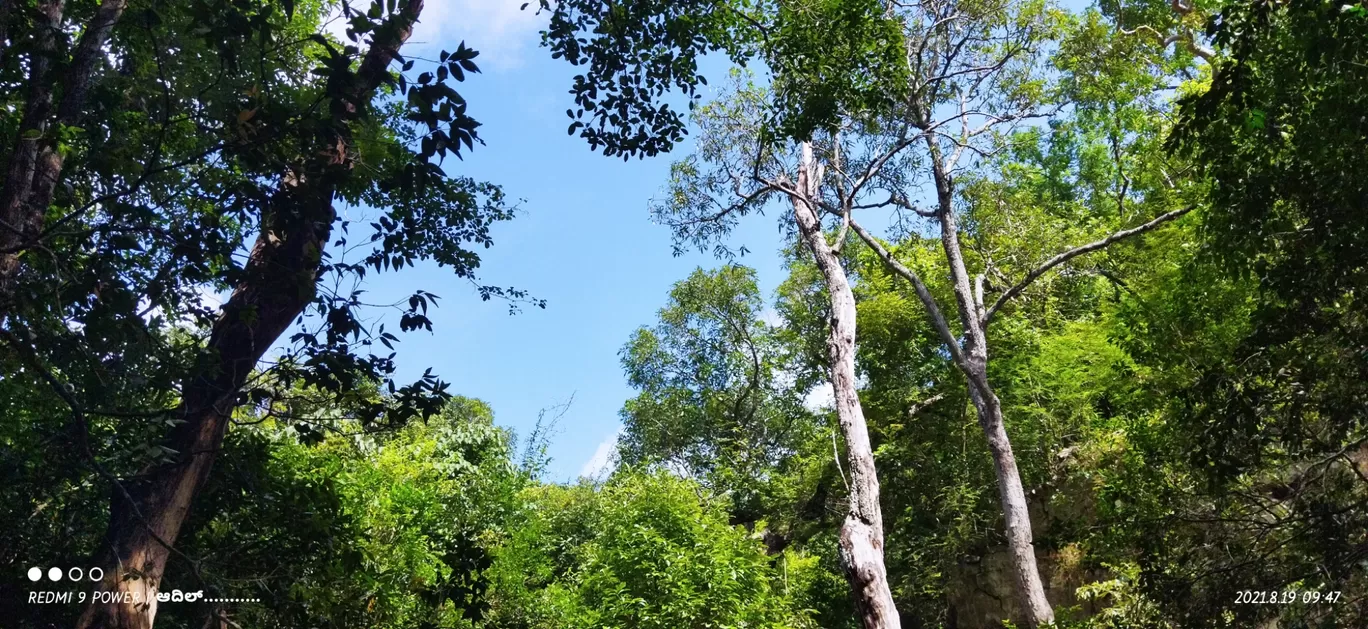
[[925, 136, 1055, 627], [848, 132, 1057, 626], [965, 372, 1055, 624], [74, 3, 425, 627], [852, 136, 1188, 628], [789, 142, 900, 629]]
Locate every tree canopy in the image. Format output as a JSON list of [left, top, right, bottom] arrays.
[[3, 0, 1366, 628]]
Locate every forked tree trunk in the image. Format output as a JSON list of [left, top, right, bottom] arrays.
[[926, 138, 1056, 627], [74, 3, 426, 627], [789, 142, 901, 629], [919, 134, 1055, 625], [851, 133, 1056, 626], [854, 134, 1188, 628]]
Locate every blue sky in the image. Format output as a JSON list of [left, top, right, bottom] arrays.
[[340, 1, 795, 481]]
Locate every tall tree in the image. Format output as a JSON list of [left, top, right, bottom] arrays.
[[804, 2, 1207, 623], [539, 1, 910, 625], [649, 83, 902, 627], [78, 5, 472, 627], [1, 1, 525, 627], [539, 1, 1209, 625]]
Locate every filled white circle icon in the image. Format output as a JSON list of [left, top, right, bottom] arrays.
[[47, 567, 62, 581], [27, 567, 41, 582]]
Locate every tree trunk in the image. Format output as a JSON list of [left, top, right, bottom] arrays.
[[789, 142, 901, 629], [0, 0, 63, 305], [74, 3, 425, 626], [965, 373, 1055, 625], [0, 0, 128, 315], [925, 136, 1056, 627], [76, 187, 334, 628]]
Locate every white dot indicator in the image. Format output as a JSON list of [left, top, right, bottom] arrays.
[[47, 567, 62, 582], [27, 567, 42, 582], [67, 567, 84, 582]]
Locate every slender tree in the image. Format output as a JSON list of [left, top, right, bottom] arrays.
[[603, 67, 894, 624], [830, 2, 1201, 623], [539, 1, 909, 624]]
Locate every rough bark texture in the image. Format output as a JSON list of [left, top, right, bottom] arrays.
[[0, 0, 128, 314], [789, 143, 901, 629], [74, 3, 425, 627], [0, 0, 64, 301]]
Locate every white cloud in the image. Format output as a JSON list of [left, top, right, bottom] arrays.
[[326, 0, 547, 71], [579, 428, 621, 480]]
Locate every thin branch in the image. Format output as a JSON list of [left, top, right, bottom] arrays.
[[908, 392, 946, 418], [1120, 24, 1214, 62], [848, 218, 967, 367], [848, 136, 916, 199], [985, 205, 1194, 323], [832, 428, 849, 492], [890, 193, 939, 218], [831, 204, 851, 254]]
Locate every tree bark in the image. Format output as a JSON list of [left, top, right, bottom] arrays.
[[848, 133, 1058, 626], [76, 186, 336, 629], [789, 142, 901, 629], [74, 3, 425, 627], [853, 131, 1188, 626], [927, 134, 1055, 627], [0, 0, 128, 315], [965, 373, 1055, 624], [0, 0, 64, 303]]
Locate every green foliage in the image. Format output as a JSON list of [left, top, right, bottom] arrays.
[[0, 0, 531, 465], [540, 0, 909, 156], [619, 266, 823, 520], [539, 0, 761, 157], [5, 1, 1368, 629], [152, 397, 521, 629], [483, 471, 818, 629], [767, 0, 908, 139], [1168, 0, 1368, 480]]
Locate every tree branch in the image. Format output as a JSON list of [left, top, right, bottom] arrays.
[[985, 205, 1194, 324], [847, 218, 967, 367], [830, 204, 851, 253]]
